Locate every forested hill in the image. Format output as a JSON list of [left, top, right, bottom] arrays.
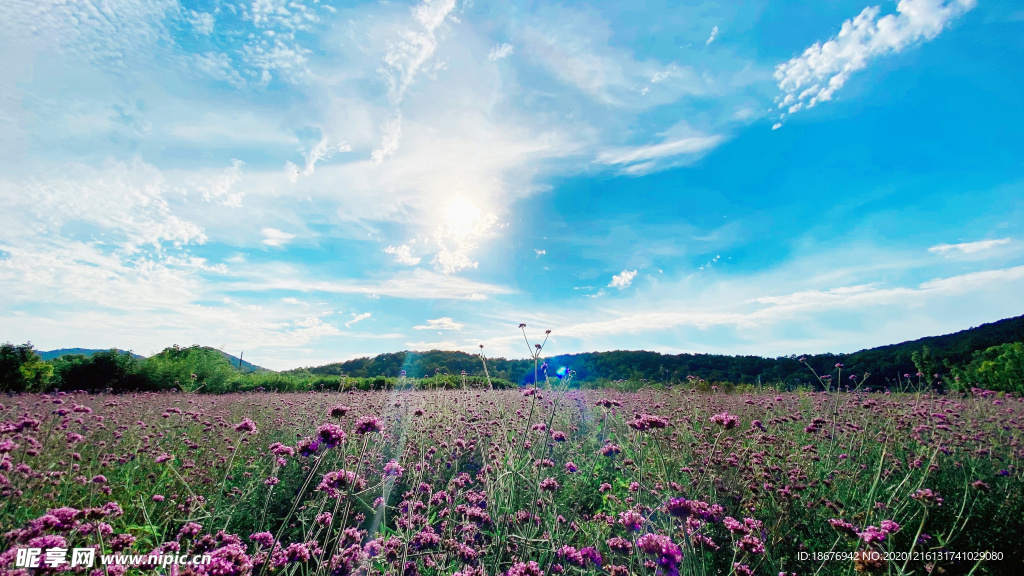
[[38, 347, 266, 372], [290, 314, 1024, 388], [38, 348, 146, 360]]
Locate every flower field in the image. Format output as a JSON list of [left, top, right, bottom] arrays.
[[1, 385, 1021, 576]]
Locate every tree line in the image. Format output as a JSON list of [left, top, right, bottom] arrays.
[[3, 314, 1022, 394], [288, 314, 1024, 393]]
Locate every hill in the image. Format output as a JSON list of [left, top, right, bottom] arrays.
[[38, 347, 266, 373], [217, 350, 266, 373], [39, 348, 146, 361], [288, 314, 1024, 388]]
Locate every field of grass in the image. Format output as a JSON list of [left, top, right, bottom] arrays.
[[1, 383, 1021, 575]]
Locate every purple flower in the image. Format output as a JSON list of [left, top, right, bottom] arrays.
[[829, 518, 859, 538], [234, 418, 258, 434], [383, 460, 404, 478], [911, 489, 944, 507], [250, 532, 275, 549], [178, 521, 203, 539], [556, 546, 585, 567], [618, 510, 643, 531], [285, 543, 311, 563], [710, 412, 739, 429], [354, 416, 383, 435], [629, 414, 670, 431], [858, 525, 887, 544], [737, 534, 765, 555], [606, 537, 632, 552], [506, 562, 544, 576], [636, 534, 683, 576], [316, 423, 347, 448], [193, 544, 252, 576], [580, 547, 603, 567], [296, 437, 320, 458], [317, 470, 367, 497], [880, 520, 901, 534]]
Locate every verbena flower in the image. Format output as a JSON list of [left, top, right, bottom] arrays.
[[316, 423, 346, 448], [234, 418, 258, 434], [710, 412, 739, 429], [354, 416, 383, 434]]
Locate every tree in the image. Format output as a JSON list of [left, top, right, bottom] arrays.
[[51, 349, 148, 392], [0, 342, 51, 392], [141, 345, 236, 392], [959, 342, 1024, 394]]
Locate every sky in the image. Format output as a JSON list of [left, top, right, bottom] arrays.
[[1, 0, 1022, 370]]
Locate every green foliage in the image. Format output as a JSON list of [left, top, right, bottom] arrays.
[[49, 349, 149, 392], [911, 346, 938, 380], [141, 345, 237, 392], [952, 342, 1024, 394], [0, 342, 51, 392]]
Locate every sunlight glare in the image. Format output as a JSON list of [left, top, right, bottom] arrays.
[[445, 198, 482, 225]]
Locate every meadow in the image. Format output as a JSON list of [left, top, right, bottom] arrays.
[[0, 381, 1021, 576]]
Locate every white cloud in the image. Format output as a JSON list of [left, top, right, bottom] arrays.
[[371, 115, 404, 165], [380, 0, 457, 104], [243, 39, 314, 85], [928, 238, 1011, 256], [596, 135, 724, 175], [706, 26, 719, 45], [189, 11, 215, 35], [402, 339, 464, 351], [201, 159, 245, 207], [413, 317, 464, 330], [345, 312, 371, 328], [774, 0, 976, 120], [554, 264, 1024, 341], [287, 137, 351, 181], [261, 228, 296, 247], [384, 244, 422, 266], [238, 0, 322, 84], [534, 249, 546, 257], [0, 160, 206, 252], [608, 269, 637, 289], [191, 52, 247, 88], [232, 266, 512, 301], [488, 43, 514, 61]]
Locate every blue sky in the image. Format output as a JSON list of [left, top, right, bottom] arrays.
[[1, 0, 1022, 370]]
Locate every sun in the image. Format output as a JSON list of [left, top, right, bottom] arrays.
[[444, 198, 482, 225]]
